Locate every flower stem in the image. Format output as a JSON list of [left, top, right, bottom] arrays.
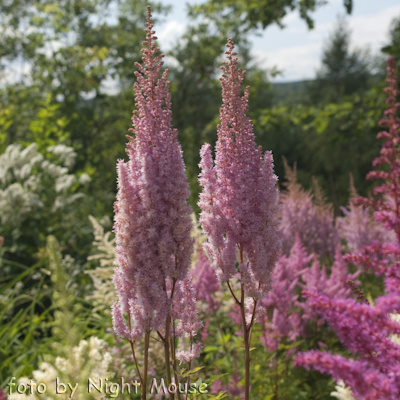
[[240, 284, 251, 400]]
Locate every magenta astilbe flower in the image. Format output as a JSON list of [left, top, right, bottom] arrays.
[[112, 6, 193, 338], [354, 57, 400, 240], [294, 351, 400, 400], [294, 291, 400, 400], [211, 373, 244, 399], [298, 248, 360, 323], [294, 58, 400, 400], [259, 236, 312, 351], [257, 236, 358, 354], [198, 38, 281, 400], [301, 290, 400, 363]]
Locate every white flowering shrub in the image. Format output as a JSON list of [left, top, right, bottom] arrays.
[[331, 381, 357, 400], [86, 216, 116, 313], [0, 143, 90, 259], [9, 337, 112, 400]]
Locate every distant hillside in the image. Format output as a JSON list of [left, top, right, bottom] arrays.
[[271, 80, 312, 105]]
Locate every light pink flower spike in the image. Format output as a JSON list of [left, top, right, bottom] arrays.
[[198, 38, 281, 301], [112, 7, 193, 337]]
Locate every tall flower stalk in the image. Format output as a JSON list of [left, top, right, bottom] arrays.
[[111, 7, 197, 400], [294, 57, 400, 400], [198, 38, 281, 400]]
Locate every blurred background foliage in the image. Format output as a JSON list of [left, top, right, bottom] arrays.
[[1, 0, 400, 398]]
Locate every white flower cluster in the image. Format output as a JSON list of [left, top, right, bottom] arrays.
[[9, 337, 112, 400], [390, 313, 400, 345], [86, 216, 117, 313], [330, 381, 357, 400], [0, 143, 90, 228]]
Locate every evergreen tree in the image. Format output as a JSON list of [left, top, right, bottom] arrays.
[[308, 17, 371, 103], [382, 14, 400, 66]]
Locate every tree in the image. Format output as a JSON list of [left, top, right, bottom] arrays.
[[188, 0, 353, 33], [382, 14, 400, 67], [308, 17, 371, 104]]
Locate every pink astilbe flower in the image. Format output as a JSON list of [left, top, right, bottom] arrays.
[[337, 178, 395, 252], [190, 247, 221, 312], [110, 9, 201, 398], [169, 277, 203, 365], [259, 236, 312, 351], [279, 160, 339, 260], [211, 373, 244, 399], [258, 236, 358, 354], [198, 37, 281, 302], [198, 38, 281, 400], [294, 57, 400, 400], [169, 277, 203, 339], [354, 57, 400, 239], [298, 248, 360, 322], [294, 351, 400, 400], [112, 6, 193, 338], [176, 342, 203, 365]]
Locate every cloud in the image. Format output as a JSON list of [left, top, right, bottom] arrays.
[[253, 43, 321, 82], [158, 20, 187, 52], [252, 3, 400, 82], [349, 4, 400, 52]]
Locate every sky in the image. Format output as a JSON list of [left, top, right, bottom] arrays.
[[156, 0, 400, 82]]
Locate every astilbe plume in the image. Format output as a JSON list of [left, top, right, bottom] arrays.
[[354, 57, 400, 240], [198, 38, 281, 400], [298, 248, 360, 322], [294, 57, 400, 400], [337, 176, 395, 252], [169, 278, 203, 364], [190, 247, 221, 313], [258, 236, 358, 354], [111, 7, 199, 398], [211, 373, 243, 399], [198, 37, 281, 307], [259, 236, 312, 353], [279, 159, 339, 260]]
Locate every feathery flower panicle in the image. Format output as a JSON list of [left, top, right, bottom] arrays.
[[257, 236, 358, 355], [259, 236, 311, 352], [279, 159, 339, 260], [354, 57, 400, 240], [190, 247, 221, 312], [198, 38, 281, 400], [198, 38, 281, 302], [112, 6, 193, 339], [337, 177, 395, 253], [294, 58, 400, 400]]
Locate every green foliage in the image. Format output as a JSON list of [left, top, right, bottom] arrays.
[[0, 260, 52, 386], [188, 0, 353, 33], [253, 85, 385, 210], [1, 1, 400, 398], [22, 94, 70, 152]]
